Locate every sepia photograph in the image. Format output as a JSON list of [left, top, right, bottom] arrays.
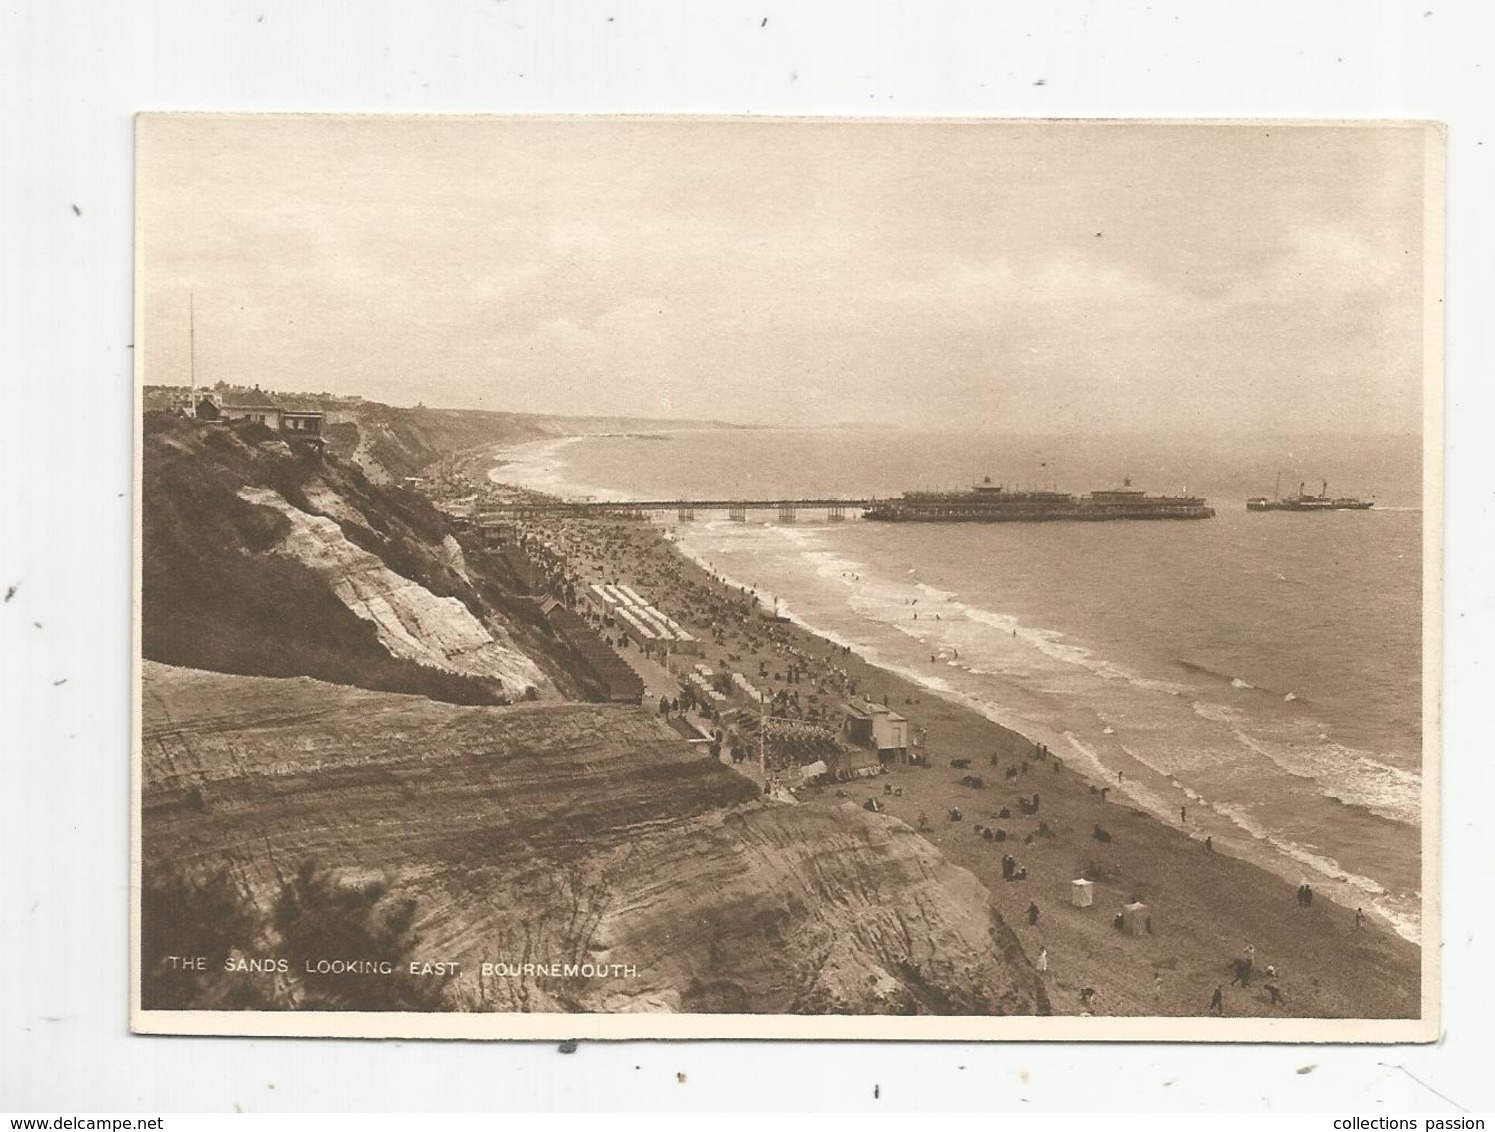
[[131, 114, 1440, 1041]]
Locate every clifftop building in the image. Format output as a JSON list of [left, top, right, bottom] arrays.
[[171, 384, 325, 444]]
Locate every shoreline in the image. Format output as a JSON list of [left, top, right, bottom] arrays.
[[481, 434, 1422, 941], [666, 526, 1423, 944], [467, 440, 1423, 1019]]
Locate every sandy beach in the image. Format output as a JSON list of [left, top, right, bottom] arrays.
[[459, 452, 1421, 1020]]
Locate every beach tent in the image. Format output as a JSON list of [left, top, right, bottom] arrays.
[[1070, 879, 1094, 908], [1122, 901, 1150, 936]]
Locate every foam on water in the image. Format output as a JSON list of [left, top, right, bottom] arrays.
[[1209, 801, 1420, 941], [671, 519, 1424, 942], [1228, 730, 1423, 826], [1191, 700, 1243, 725]]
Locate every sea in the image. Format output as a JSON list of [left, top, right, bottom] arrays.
[[491, 428, 1426, 943]]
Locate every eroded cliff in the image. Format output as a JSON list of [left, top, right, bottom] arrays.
[[141, 662, 1046, 1016], [237, 485, 543, 690], [141, 413, 585, 704]]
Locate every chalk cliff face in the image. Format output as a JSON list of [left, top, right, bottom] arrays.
[[238, 486, 544, 693], [142, 663, 1045, 1017]]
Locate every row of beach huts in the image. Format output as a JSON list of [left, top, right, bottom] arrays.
[[588, 583, 700, 652]]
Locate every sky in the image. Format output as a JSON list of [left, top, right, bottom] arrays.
[[138, 116, 1434, 434]]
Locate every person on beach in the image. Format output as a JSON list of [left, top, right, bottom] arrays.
[[1027, 901, 1040, 926], [1205, 836, 1213, 852], [1154, 973, 1163, 1001], [1355, 907, 1365, 930], [1209, 985, 1224, 1015], [1180, 805, 1187, 823], [1036, 947, 1049, 973]]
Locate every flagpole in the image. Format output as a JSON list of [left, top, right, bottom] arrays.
[[188, 292, 196, 413]]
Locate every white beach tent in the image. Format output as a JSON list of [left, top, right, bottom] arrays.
[[1122, 901, 1150, 936], [1070, 879, 1095, 908]]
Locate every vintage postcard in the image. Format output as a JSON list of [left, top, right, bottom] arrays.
[[132, 115, 1441, 1040]]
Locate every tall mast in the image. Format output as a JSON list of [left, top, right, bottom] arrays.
[[188, 292, 197, 412]]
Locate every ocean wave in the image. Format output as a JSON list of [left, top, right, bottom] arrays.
[[1058, 732, 1114, 783], [958, 608, 1192, 696], [1208, 802, 1419, 942], [1065, 726, 1419, 943], [1177, 658, 1291, 699], [669, 517, 1423, 940], [1117, 741, 1178, 780], [1228, 730, 1422, 827], [1183, 697, 1422, 825], [914, 581, 959, 603], [802, 549, 874, 584], [1190, 700, 1243, 725], [1177, 658, 1238, 683]]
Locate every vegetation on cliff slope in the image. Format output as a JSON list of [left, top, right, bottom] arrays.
[[140, 858, 445, 1011], [141, 413, 589, 703]]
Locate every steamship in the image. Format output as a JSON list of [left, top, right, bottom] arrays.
[[1246, 477, 1375, 512]]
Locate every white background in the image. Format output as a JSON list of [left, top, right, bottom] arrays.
[[2, 0, 1492, 1113]]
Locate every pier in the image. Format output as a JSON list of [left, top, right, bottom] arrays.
[[476, 498, 877, 524]]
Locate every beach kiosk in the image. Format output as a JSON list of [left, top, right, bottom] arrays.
[[1122, 901, 1151, 936], [1070, 879, 1095, 908]]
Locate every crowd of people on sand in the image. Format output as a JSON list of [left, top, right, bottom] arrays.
[[431, 482, 1385, 1021], [504, 515, 906, 735]]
